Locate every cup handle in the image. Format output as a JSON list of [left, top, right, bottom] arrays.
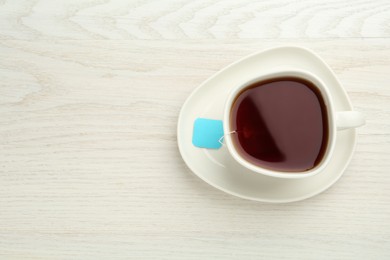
[[335, 111, 365, 131]]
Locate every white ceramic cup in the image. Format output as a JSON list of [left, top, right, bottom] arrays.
[[222, 69, 365, 179]]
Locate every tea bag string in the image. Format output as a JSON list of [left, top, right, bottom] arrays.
[[218, 130, 238, 145]]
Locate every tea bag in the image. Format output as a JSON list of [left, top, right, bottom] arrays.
[[192, 118, 224, 149]]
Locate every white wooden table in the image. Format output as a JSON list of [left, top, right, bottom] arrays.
[[1, 1, 390, 259]]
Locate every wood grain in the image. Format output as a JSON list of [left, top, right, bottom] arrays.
[[1, 0, 390, 259], [0, 0, 390, 40]]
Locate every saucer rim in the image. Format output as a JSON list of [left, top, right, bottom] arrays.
[[177, 45, 357, 203]]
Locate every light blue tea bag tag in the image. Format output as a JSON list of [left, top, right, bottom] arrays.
[[192, 118, 224, 149]]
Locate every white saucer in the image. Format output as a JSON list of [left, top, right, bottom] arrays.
[[177, 46, 357, 203]]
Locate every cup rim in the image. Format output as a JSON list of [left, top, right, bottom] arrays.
[[223, 68, 337, 179]]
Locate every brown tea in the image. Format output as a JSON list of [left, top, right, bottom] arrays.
[[230, 77, 328, 172]]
